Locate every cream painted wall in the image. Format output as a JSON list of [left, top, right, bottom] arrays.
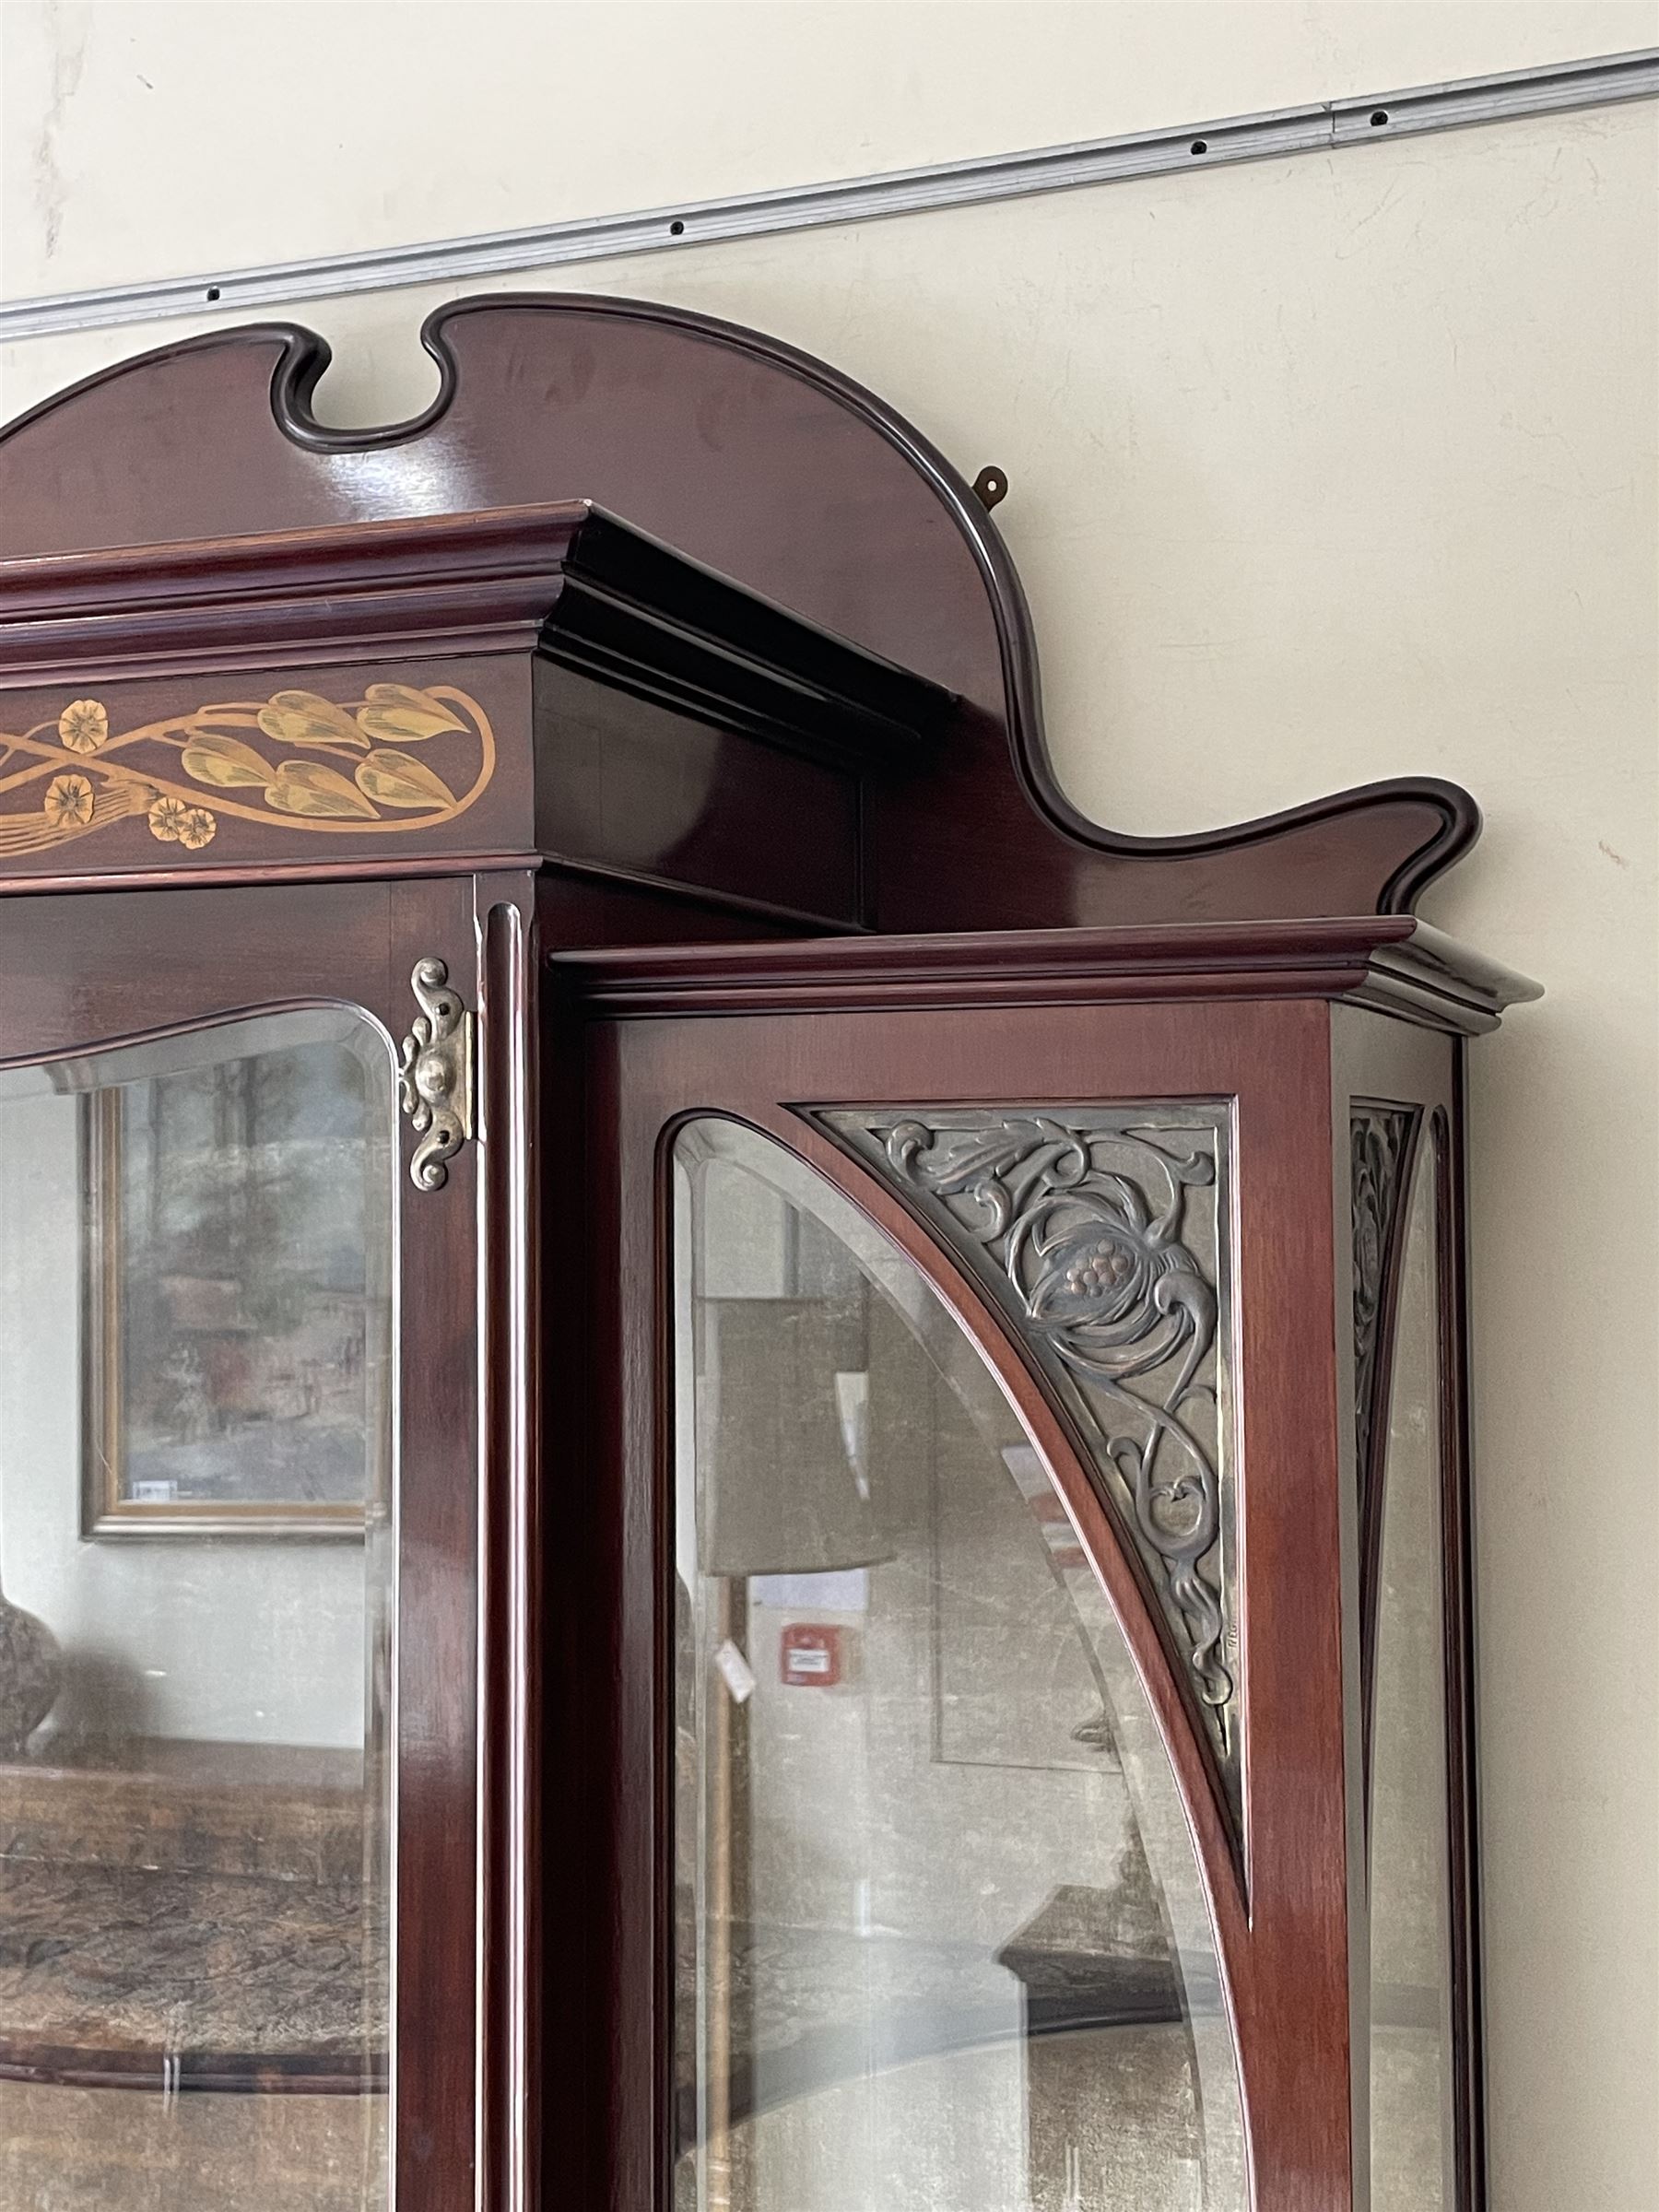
[[0, 1, 1653, 296], [1, 6, 1656, 2208], [0, 1094, 371, 1749]]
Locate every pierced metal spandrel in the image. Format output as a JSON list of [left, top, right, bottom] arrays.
[[817, 1103, 1241, 1838], [1351, 1106, 1418, 1520]]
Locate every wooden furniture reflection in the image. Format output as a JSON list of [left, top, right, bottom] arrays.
[[998, 1876, 1211, 2212], [0, 1737, 382, 2093]]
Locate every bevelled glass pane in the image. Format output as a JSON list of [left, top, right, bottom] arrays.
[[819, 1107, 1241, 1838], [1369, 1138, 1457, 2209], [673, 1119, 1243, 2212], [0, 1010, 394, 2211]]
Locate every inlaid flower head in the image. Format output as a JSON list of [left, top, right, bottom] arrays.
[[147, 795, 191, 843], [44, 773, 95, 829], [177, 806, 217, 850], [57, 700, 110, 754]]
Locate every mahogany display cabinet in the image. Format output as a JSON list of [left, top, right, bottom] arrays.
[[0, 294, 1535, 2212]]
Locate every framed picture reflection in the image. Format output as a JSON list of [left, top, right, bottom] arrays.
[[79, 1030, 393, 1539]]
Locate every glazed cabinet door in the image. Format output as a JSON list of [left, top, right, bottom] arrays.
[[0, 877, 506, 2212], [577, 994, 1366, 2212], [1337, 1009, 1485, 2212]]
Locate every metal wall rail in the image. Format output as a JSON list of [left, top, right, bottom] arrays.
[[2, 46, 1654, 343]]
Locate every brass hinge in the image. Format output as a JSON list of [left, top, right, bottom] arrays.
[[397, 957, 476, 1191]]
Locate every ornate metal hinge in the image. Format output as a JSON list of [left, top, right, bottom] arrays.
[[397, 957, 476, 1191]]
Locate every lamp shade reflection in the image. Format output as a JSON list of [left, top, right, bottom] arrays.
[[696, 1296, 891, 1578]]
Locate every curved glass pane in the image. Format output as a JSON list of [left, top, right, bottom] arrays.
[[1369, 1138, 1457, 2209], [0, 1009, 394, 2210], [672, 1119, 1243, 2212]]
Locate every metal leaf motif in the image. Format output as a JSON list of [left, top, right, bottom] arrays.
[[1351, 1106, 1418, 1518], [824, 1106, 1239, 1814], [396, 958, 475, 1192]]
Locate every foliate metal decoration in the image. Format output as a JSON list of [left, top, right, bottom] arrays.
[[820, 1105, 1240, 1815], [1350, 1106, 1419, 1511], [398, 959, 476, 1192], [0, 685, 496, 859]]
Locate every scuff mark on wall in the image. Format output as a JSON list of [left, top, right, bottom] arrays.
[[30, 0, 89, 265]]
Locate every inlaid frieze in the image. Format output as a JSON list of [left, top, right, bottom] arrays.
[[0, 681, 495, 862]]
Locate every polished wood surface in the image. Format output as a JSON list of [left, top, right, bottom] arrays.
[[0, 1735, 365, 1887], [0, 502, 953, 759], [584, 993, 1364, 2212], [556, 920, 1522, 2211], [0, 504, 952, 917], [534, 663, 864, 925], [0, 877, 490, 2205], [556, 913, 1540, 1033], [477, 880, 540, 2212], [0, 294, 1481, 929], [0, 294, 1526, 2210], [0, 892, 1510, 2211]]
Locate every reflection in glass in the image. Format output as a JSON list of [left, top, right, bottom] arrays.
[[0, 1011, 394, 2210], [672, 1120, 1243, 2212], [823, 1106, 1239, 1822], [1369, 1138, 1457, 2209], [81, 1023, 389, 1536]]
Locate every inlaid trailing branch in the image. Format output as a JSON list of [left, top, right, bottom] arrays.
[[0, 683, 496, 857]]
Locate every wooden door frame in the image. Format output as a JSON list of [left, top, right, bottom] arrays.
[[0, 872, 507, 2212], [579, 992, 1364, 2212]]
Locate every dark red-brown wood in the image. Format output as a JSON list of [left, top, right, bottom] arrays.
[[557, 913, 1538, 1030], [0, 505, 954, 920], [575, 990, 1364, 2212], [0, 296, 1533, 2212], [0, 295, 1479, 931], [0, 877, 490, 2206]]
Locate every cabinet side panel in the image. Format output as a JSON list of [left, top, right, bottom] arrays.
[[582, 994, 1360, 2212], [1331, 1006, 1480, 2212]]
